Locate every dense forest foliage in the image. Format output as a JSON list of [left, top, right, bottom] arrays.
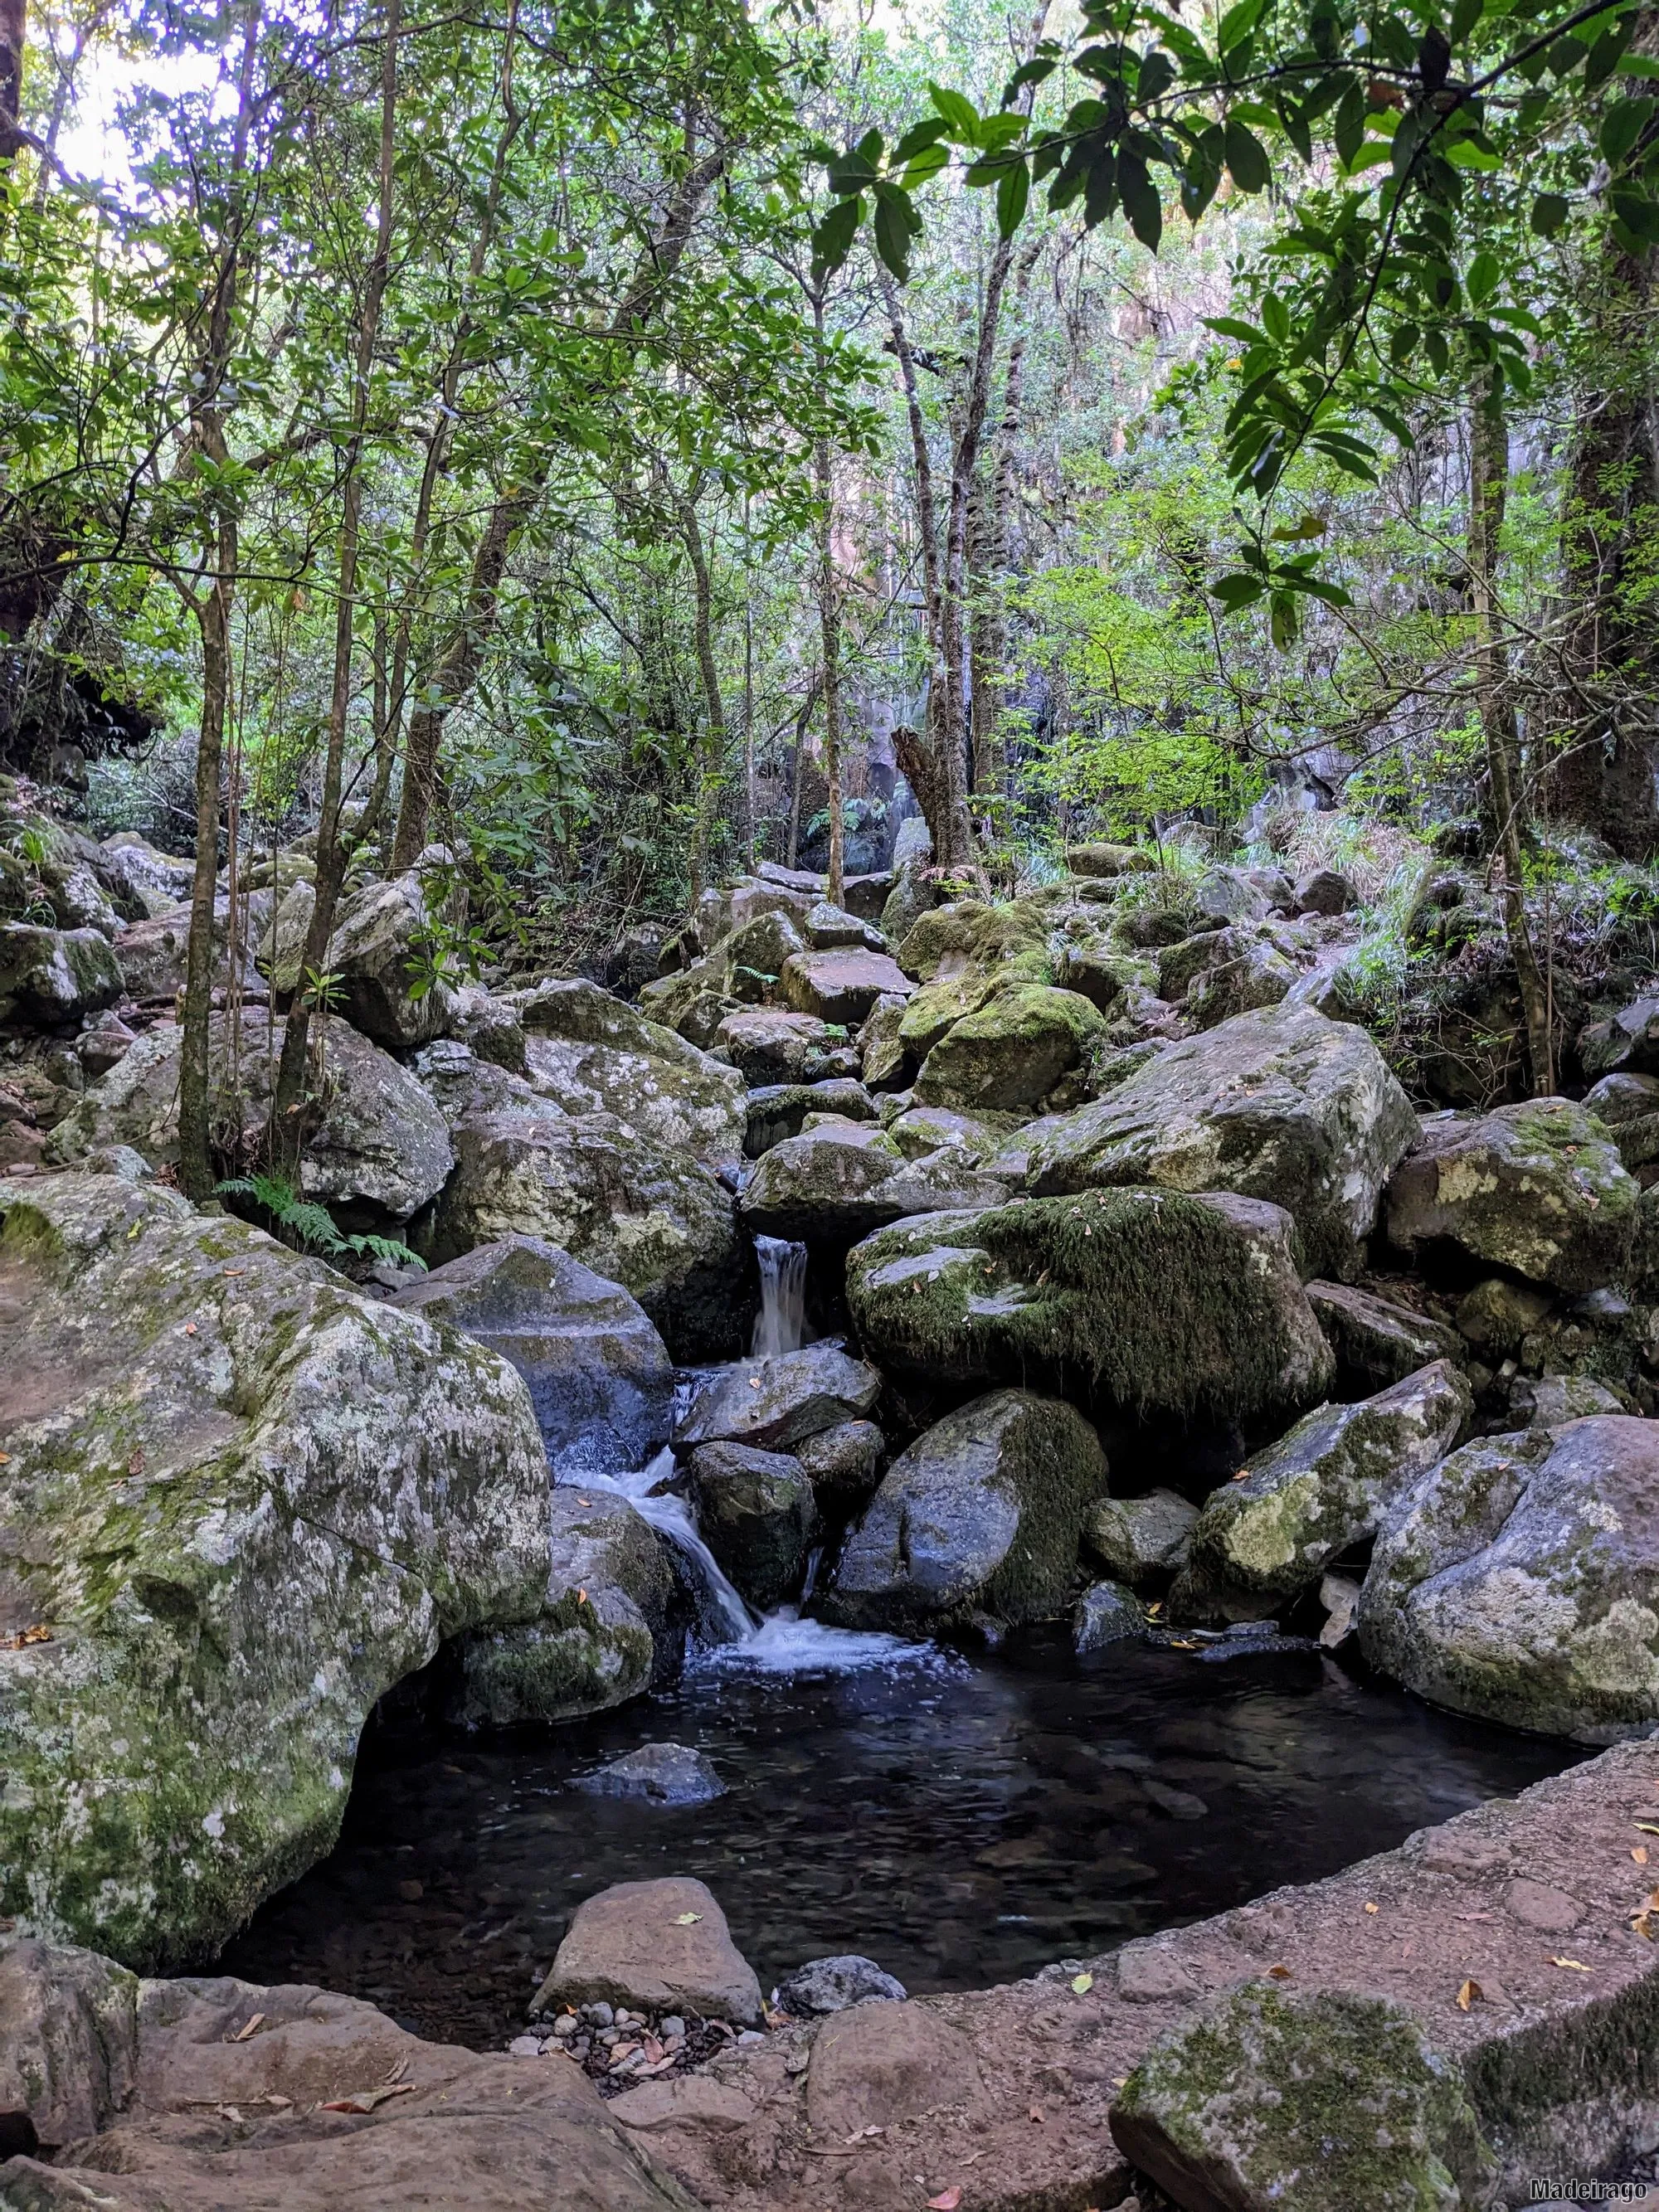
[[2, 0, 1657, 1179]]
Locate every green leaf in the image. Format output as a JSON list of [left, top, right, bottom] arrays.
[[1139, 50, 1177, 103], [901, 143, 951, 187], [1270, 591, 1300, 647], [811, 195, 862, 279], [826, 150, 879, 194], [1218, 0, 1269, 54], [1003, 55, 1058, 103], [1587, 17, 1635, 87], [1213, 572, 1267, 609], [1601, 96, 1656, 168], [1448, 0, 1482, 42], [1530, 190, 1570, 236], [1610, 186, 1659, 241], [1224, 118, 1270, 192], [1334, 80, 1366, 168], [1261, 292, 1291, 342], [1202, 314, 1268, 343], [929, 83, 981, 138], [996, 158, 1031, 237], [1466, 249, 1500, 304], [1117, 151, 1164, 249], [892, 118, 950, 163], [873, 191, 913, 278], [1272, 512, 1327, 540]]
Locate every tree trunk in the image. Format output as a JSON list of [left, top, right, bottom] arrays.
[[813, 298, 844, 907], [1469, 375, 1554, 1096], [273, 0, 400, 1152], [0, 0, 23, 164], [177, 5, 260, 1203], [678, 484, 724, 903], [970, 236, 1039, 822]]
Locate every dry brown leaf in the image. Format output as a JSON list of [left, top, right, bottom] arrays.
[[1547, 1957, 1591, 1972], [926, 2192, 963, 2211], [1267, 1964, 1292, 1980], [226, 2012, 265, 2044], [1364, 1903, 1379, 1916], [319, 2082, 416, 2114], [1028, 2104, 1044, 2124], [1634, 1846, 1650, 1866], [1455, 1979, 1481, 2011], [1, 1624, 51, 1650]]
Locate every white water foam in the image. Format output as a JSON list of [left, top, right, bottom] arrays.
[[697, 1606, 959, 1677], [752, 1235, 807, 1357]]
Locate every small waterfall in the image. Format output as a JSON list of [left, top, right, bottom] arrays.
[[752, 1236, 807, 1358], [581, 1448, 757, 1643]]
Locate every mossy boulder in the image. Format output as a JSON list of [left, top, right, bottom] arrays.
[[1068, 842, 1155, 878], [1384, 1098, 1638, 1293], [821, 1388, 1109, 1631], [844, 1189, 1333, 1425], [0, 1174, 549, 1968], [714, 1004, 853, 1085], [413, 1043, 747, 1361], [451, 1489, 685, 1728], [743, 1078, 878, 1157], [514, 979, 747, 1174], [47, 1010, 454, 1224], [1111, 1981, 1496, 2212], [1358, 1412, 1659, 1743], [718, 907, 808, 982], [1174, 1359, 1472, 1622], [1305, 1281, 1465, 1389], [1185, 925, 1301, 1029], [858, 991, 912, 1088], [894, 897, 1049, 985], [688, 1442, 818, 1609], [1073, 1578, 1146, 1649], [1029, 1004, 1419, 1281], [912, 983, 1107, 1114], [738, 1121, 1007, 1242], [0, 924, 123, 1030], [322, 855, 459, 1048], [1085, 1489, 1199, 1585]]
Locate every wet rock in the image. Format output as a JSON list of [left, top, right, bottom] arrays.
[[675, 1342, 880, 1453], [781, 946, 912, 1024], [49, 1010, 455, 1223], [323, 853, 459, 1048], [414, 1047, 747, 1362], [913, 983, 1107, 1114], [1319, 1571, 1362, 1647], [1295, 867, 1357, 916], [1074, 1578, 1146, 1650], [1385, 1098, 1638, 1293], [452, 1490, 684, 1728], [0, 923, 124, 1029], [390, 1237, 673, 1479], [688, 1441, 817, 1609], [575, 1744, 726, 1807], [1110, 1981, 1495, 2212], [515, 980, 747, 1174], [1175, 1360, 1471, 1621], [739, 1120, 1007, 1242], [794, 1417, 884, 1508], [805, 1998, 982, 2137], [1305, 1280, 1464, 1388], [1086, 1490, 1199, 1585], [1029, 1004, 1418, 1281], [0, 1173, 549, 1966], [532, 1877, 762, 2027], [1360, 1413, 1659, 1742], [1453, 1275, 1554, 1359], [777, 1956, 907, 2015], [844, 1190, 1333, 1426], [822, 1388, 1110, 1632]]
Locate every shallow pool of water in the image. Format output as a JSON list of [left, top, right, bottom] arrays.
[[221, 1628, 1575, 2049]]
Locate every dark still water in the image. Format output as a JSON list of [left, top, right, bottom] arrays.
[[221, 1629, 1575, 2049]]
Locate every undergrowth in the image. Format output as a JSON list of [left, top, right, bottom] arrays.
[[216, 1173, 426, 1271]]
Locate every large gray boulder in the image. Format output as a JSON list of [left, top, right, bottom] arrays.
[[390, 1237, 673, 1479], [1304, 1280, 1465, 1389], [1384, 1098, 1639, 1293], [0, 1174, 549, 1968], [413, 1043, 748, 1361], [47, 1011, 455, 1223], [1110, 1981, 1495, 2212], [674, 1341, 881, 1453], [912, 983, 1107, 1114], [451, 1489, 684, 1728], [1028, 1004, 1418, 1281], [821, 1388, 1111, 1631], [98, 834, 196, 919], [1359, 1413, 1659, 1743], [531, 1876, 762, 2027], [323, 853, 460, 1048], [713, 1004, 853, 1086], [515, 980, 746, 1174], [844, 1191, 1333, 1426], [781, 946, 912, 1024], [113, 897, 255, 1004], [1173, 1360, 1472, 1621], [1085, 1490, 1199, 1586], [739, 1121, 1008, 1242], [0, 923, 123, 1028], [688, 1441, 818, 1609]]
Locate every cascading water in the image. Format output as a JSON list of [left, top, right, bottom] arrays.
[[579, 1449, 756, 1643], [752, 1235, 807, 1357]]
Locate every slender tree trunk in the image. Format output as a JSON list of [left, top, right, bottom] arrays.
[[679, 484, 724, 903], [1470, 375, 1554, 1096], [273, 0, 400, 1149], [812, 298, 845, 907], [879, 268, 950, 859], [0, 0, 23, 164], [971, 237, 1039, 817], [177, 5, 260, 1203]]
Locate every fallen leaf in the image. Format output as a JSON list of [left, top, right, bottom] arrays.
[[1635, 1846, 1650, 1866], [1, 1624, 51, 1651], [1069, 1971, 1093, 1995], [1455, 1979, 1481, 2011], [319, 2081, 416, 2113], [1170, 1638, 1201, 1650], [182, 1323, 197, 1336], [226, 2012, 265, 2044], [260, 2092, 293, 2109], [1267, 1964, 1292, 1980], [1028, 2103, 1045, 2124], [223, 1267, 246, 1277], [576, 1587, 588, 1605], [577, 1497, 592, 1507], [382, 2057, 409, 2085], [1231, 1469, 1250, 1482], [926, 2192, 962, 2211], [675, 1912, 703, 1925], [0, 1451, 10, 1463], [1364, 1903, 1379, 1916], [1637, 1822, 1659, 1836], [1547, 1957, 1591, 1972], [1111, 2076, 1128, 2088]]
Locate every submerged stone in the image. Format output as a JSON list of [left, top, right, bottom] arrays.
[[575, 1743, 726, 1806]]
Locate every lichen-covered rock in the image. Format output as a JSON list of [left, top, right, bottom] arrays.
[[112, 897, 254, 1004], [822, 1388, 1110, 1631], [1384, 1098, 1639, 1293], [514, 979, 746, 1174], [738, 1121, 1007, 1242], [895, 898, 1048, 984], [1085, 1490, 1199, 1585], [323, 854, 459, 1048], [1296, 867, 1357, 916], [718, 908, 807, 981], [97, 834, 196, 921], [0, 1936, 139, 2153], [844, 1190, 1333, 1425], [390, 1237, 673, 1479], [1306, 1280, 1465, 1388], [451, 1488, 684, 1728], [781, 946, 912, 1023], [1174, 1360, 1472, 1621], [0, 924, 123, 1029], [576, 1743, 726, 1806], [1068, 842, 1155, 878], [688, 1441, 817, 1609], [674, 1342, 880, 1454], [1073, 1578, 1146, 1650], [258, 878, 316, 995], [1359, 1413, 1659, 1743], [794, 1417, 884, 1508], [884, 1103, 1004, 1162], [743, 1079, 877, 1157], [1194, 867, 1274, 926], [442, 983, 528, 1074], [1027, 1004, 1418, 1281], [1110, 1981, 1495, 2212], [714, 1004, 850, 1086], [1184, 925, 1301, 1029], [0, 1174, 549, 1967], [913, 984, 1107, 1114], [414, 1045, 747, 1361], [804, 900, 883, 951], [858, 991, 911, 1088], [47, 1011, 455, 1223]]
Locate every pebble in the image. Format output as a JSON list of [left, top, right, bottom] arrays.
[[586, 2001, 614, 2027], [551, 2015, 577, 2038], [508, 2035, 542, 2057], [660, 2015, 685, 2040], [737, 2030, 766, 2045]]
